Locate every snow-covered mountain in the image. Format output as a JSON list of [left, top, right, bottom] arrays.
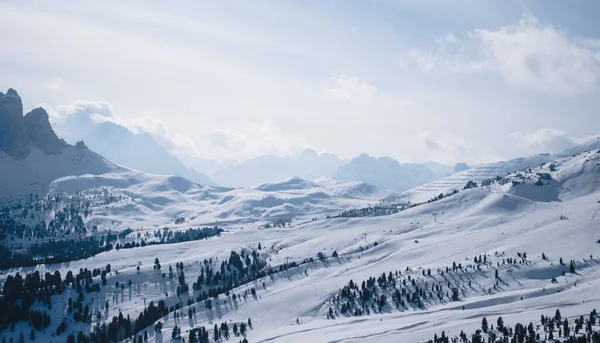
[[210, 149, 345, 187], [208, 151, 459, 191], [406, 137, 600, 203], [51, 106, 214, 186], [80, 121, 214, 185], [332, 153, 458, 192], [423, 161, 462, 176], [0, 89, 120, 201]]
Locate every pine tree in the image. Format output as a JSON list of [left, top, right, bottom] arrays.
[[30, 329, 35, 341], [213, 324, 219, 341], [189, 329, 197, 343], [497, 317, 504, 331], [482, 317, 488, 333], [555, 309, 562, 322]]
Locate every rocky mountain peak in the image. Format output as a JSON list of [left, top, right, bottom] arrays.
[[24, 107, 66, 155], [0, 88, 30, 159]]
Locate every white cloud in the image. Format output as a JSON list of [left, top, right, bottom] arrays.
[[509, 128, 591, 153], [195, 120, 311, 162], [46, 77, 66, 91], [47, 100, 119, 143], [405, 15, 600, 96], [51, 100, 116, 121], [326, 76, 378, 101], [47, 100, 200, 157], [444, 32, 457, 44]]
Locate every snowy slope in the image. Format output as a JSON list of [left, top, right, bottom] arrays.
[[3, 147, 600, 343], [0, 144, 120, 202], [407, 154, 555, 204], [407, 137, 600, 204], [37, 173, 391, 231]]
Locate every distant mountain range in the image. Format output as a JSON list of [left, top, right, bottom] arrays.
[[208, 149, 345, 187], [332, 154, 464, 192], [30, 89, 472, 191], [194, 151, 467, 192]]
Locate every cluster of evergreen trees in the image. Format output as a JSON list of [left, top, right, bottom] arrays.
[[427, 189, 460, 204], [178, 318, 252, 343], [0, 225, 223, 270], [191, 249, 267, 299], [0, 263, 110, 333], [335, 203, 405, 218], [332, 269, 460, 317], [423, 308, 599, 343], [327, 252, 544, 320], [264, 218, 292, 228], [0, 191, 126, 241]]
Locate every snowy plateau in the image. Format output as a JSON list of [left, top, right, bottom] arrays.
[[1, 89, 600, 343]]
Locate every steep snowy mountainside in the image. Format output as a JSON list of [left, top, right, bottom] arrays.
[[0, 144, 119, 201], [558, 136, 600, 157], [407, 155, 553, 203], [498, 148, 600, 202], [408, 137, 600, 204]]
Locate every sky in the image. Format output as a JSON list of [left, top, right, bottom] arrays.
[[1, 0, 600, 166]]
